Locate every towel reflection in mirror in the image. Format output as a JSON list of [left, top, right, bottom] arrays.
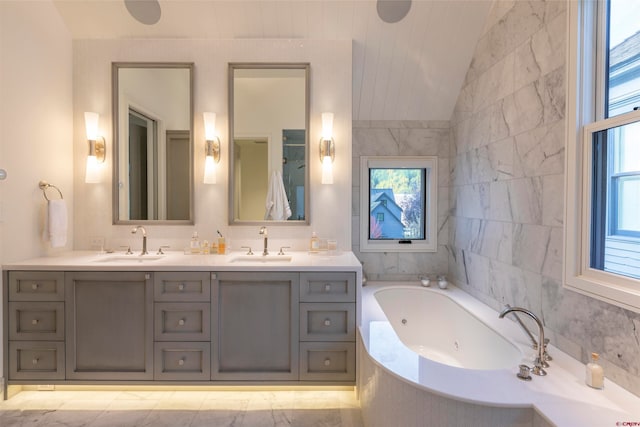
[[264, 171, 292, 220]]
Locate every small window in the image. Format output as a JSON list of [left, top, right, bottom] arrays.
[[360, 156, 437, 252]]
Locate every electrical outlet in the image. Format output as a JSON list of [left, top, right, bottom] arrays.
[[89, 236, 105, 250]]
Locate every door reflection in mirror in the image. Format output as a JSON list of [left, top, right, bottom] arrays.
[[113, 63, 193, 224]]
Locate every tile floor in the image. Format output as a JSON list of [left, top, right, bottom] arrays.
[[0, 389, 364, 426]]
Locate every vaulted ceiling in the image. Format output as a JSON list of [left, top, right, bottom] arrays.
[[52, 0, 492, 121]]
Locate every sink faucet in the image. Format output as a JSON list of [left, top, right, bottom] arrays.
[[499, 306, 547, 376], [259, 226, 268, 256], [131, 226, 148, 255]]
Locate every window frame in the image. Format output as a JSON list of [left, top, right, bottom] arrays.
[[565, 1, 640, 313], [359, 156, 437, 253]]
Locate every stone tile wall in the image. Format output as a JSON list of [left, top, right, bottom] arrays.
[[449, 0, 640, 396]]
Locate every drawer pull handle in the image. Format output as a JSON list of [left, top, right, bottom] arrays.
[[178, 358, 185, 366], [178, 319, 185, 326], [32, 283, 39, 290], [324, 358, 331, 366], [324, 283, 331, 292], [178, 283, 185, 291], [31, 319, 39, 325], [324, 319, 331, 327], [32, 358, 39, 365]]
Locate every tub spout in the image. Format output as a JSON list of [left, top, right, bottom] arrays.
[[499, 306, 547, 376]]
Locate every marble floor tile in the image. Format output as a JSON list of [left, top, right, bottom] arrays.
[[0, 389, 364, 427]]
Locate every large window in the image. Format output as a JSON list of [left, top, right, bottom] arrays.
[[360, 156, 437, 252], [566, 0, 640, 312]]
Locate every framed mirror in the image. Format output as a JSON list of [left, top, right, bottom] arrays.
[[229, 63, 310, 225], [112, 62, 194, 224]]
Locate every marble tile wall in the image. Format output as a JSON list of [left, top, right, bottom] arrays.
[[449, 0, 640, 397], [352, 120, 451, 281]]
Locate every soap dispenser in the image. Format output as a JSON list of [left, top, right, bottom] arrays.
[[310, 232, 320, 253], [586, 352, 604, 389], [190, 232, 201, 254]]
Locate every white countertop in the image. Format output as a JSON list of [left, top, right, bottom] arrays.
[[360, 282, 640, 427], [2, 250, 363, 272]]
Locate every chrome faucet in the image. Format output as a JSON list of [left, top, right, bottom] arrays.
[[131, 225, 148, 255], [499, 306, 547, 376], [504, 304, 551, 366], [259, 226, 268, 256]]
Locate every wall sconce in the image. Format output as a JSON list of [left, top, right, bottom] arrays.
[[319, 112, 335, 184], [84, 111, 105, 183], [203, 112, 221, 184]]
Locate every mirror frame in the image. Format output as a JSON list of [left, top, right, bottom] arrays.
[[228, 62, 311, 225], [112, 62, 195, 225]]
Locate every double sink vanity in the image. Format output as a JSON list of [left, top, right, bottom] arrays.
[[2, 251, 361, 397]]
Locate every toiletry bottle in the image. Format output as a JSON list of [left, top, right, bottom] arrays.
[[586, 352, 604, 389], [310, 232, 320, 253], [217, 237, 226, 255], [190, 232, 200, 254], [201, 240, 210, 255]]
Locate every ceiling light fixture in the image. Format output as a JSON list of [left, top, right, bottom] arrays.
[[124, 0, 161, 25], [377, 0, 412, 24]]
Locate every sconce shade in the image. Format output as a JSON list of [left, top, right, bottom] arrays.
[[203, 112, 217, 140], [204, 155, 217, 184], [321, 155, 334, 184], [85, 155, 101, 183], [84, 112, 99, 140], [321, 112, 334, 140]]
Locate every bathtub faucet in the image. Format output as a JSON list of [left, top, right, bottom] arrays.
[[504, 304, 551, 366], [499, 306, 547, 376]]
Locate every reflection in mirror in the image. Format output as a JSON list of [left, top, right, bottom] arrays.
[[229, 64, 310, 224], [112, 63, 194, 224]]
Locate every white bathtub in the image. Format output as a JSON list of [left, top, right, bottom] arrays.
[[358, 282, 640, 427], [374, 286, 521, 370]]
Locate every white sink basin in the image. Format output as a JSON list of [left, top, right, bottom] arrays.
[[94, 255, 164, 263], [230, 255, 293, 263]]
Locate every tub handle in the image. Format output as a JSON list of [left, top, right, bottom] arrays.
[[324, 318, 331, 327]]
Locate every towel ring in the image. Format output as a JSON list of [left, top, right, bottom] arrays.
[[39, 181, 64, 201]]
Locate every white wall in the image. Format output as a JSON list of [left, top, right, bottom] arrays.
[[73, 39, 352, 253], [0, 0, 73, 393]]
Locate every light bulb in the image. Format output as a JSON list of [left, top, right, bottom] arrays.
[[203, 112, 217, 140], [321, 112, 334, 140]]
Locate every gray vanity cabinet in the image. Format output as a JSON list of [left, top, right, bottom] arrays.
[[65, 271, 153, 380], [212, 272, 300, 380], [299, 272, 356, 381], [7, 271, 66, 380], [153, 272, 211, 381]]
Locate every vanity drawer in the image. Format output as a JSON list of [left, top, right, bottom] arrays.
[[299, 272, 355, 303], [154, 272, 211, 302], [154, 342, 210, 380], [9, 271, 65, 301], [9, 302, 64, 341], [299, 342, 355, 381], [300, 303, 355, 342], [154, 303, 210, 341], [9, 341, 65, 380]]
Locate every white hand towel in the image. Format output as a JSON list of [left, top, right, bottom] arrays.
[[47, 199, 68, 248], [264, 171, 292, 221]]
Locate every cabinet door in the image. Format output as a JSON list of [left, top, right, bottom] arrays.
[[65, 272, 153, 380], [212, 272, 299, 380]]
